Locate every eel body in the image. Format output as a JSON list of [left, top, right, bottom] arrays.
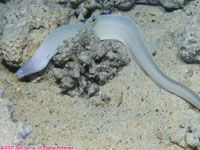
[[16, 14, 200, 110]]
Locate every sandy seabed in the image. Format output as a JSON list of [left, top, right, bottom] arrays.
[[1, 1, 200, 150]]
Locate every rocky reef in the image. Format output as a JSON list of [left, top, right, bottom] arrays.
[[0, 0, 73, 67], [52, 28, 130, 97], [175, 14, 200, 64]]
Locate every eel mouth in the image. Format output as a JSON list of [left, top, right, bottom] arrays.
[[16, 69, 24, 77]]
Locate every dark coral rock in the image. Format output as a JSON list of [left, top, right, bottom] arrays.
[[52, 28, 130, 97]]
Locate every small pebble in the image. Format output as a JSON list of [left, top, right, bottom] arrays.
[[186, 69, 193, 77], [17, 122, 33, 139], [101, 94, 111, 104], [117, 0, 134, 10]]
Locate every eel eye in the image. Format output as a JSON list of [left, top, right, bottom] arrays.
[[16, 69, 24, 77]]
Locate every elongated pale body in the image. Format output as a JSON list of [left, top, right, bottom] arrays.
[[16, 14, 200, 110], [16, 23, 89, 77]]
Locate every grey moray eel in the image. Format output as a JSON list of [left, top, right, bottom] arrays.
[[16, 14, 200, 110]]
